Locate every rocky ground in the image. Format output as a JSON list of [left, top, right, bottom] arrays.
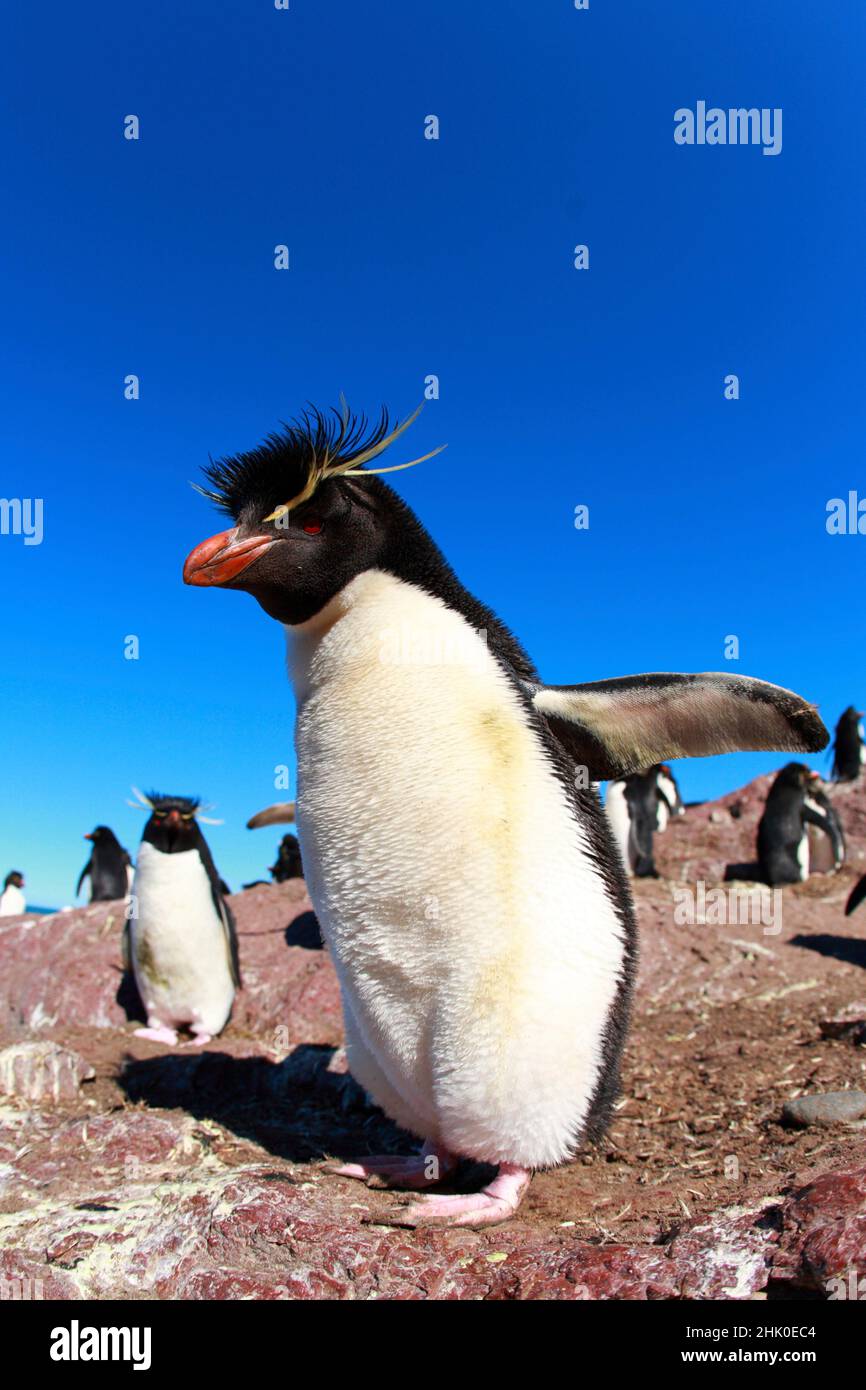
[[0, 775, 864, 1300]]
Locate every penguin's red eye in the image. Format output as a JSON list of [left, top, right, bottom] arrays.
[[302, 519, 323, 535]]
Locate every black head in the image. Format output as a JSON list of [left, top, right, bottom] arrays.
[[4, 871, 24, 890], [183, 404, 447, 626], [141, 794, 204, 854], [773, 761, 818, 791], [841, 705, 864, 724], [84, 825, 121, 847]]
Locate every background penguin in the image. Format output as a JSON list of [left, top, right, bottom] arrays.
[[77, 825, 133, 902], [129, 790, 240, 1046], [655, 763, 685, 830], [0, 871, 25, 917], [270, 833, 304, 882], [605, 764, 683, 877], [182, 401, 828, 1227], [605, 769, 661, 877], [804, 784, 846, 875], [831, 705, 865, 782], [757, 763, 844, 885]]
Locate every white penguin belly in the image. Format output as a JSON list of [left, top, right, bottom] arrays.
[[795, 831, 810, 881], [131, 843, 234, 1033], [290, 570, 628, 1169], [605, 781, 634, 872]]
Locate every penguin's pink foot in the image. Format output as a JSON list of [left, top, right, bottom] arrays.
[[325, 1141, 457, 1190], [181, 1013, 214, 1047], [134, 1024, 178, 1045], [377, 1163, 531, 1228]]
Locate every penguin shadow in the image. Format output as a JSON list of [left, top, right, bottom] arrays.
[[119, 1043, 400, 1164], [284, 909, 323, 950], [789, 933, 866, 971], [119, 1043, 499, 1192]]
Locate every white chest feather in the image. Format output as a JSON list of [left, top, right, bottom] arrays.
[[130, 843, 234, 1032], [288, 570, 628, 1168], [604, 780, 634, 870], [0, 886, 25, 917], [795, 830, 810, 881]]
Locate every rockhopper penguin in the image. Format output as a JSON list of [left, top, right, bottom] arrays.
[[804, 784, 846, 875], [77, 825, 133, 902], [128, 789, 240, 1045], [757, 764, 843, 886], [0, 871, 25, 917], [270, 834, 304, 882], [605, 764, 684, 878], [831, 706, 865, 782], [183, 402, 828, 1227]]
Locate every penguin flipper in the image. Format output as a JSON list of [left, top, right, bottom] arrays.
[[803, 804, 845, 866], [530, 672, 829, 781], [190, 826, 242, 989], [205, 867, 241, 988], [846, 874, 866, 916], [76, 862, 91, 897], [218, 894, 242, 989], [247, 801, 296, 829]]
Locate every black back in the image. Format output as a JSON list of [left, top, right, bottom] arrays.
[[270, 833, 304, 882], [78, 826, 130, 902], [758, 763, 814, 884], [832, 706, 863, 781]]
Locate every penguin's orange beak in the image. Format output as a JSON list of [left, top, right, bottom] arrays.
[[183, 528, 275, 587], [84, 833, 94, 840]]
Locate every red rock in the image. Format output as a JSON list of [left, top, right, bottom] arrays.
[[0, 883, 342, 1044], [1, 777, 866, 1299], [0, 1041, 94, 1102], [770, 1167, 866, 1295]]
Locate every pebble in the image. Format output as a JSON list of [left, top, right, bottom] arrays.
[[782, 1091, 866, 1128]]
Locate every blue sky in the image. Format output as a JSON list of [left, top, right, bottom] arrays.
[[3, 1, 864, 906]]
